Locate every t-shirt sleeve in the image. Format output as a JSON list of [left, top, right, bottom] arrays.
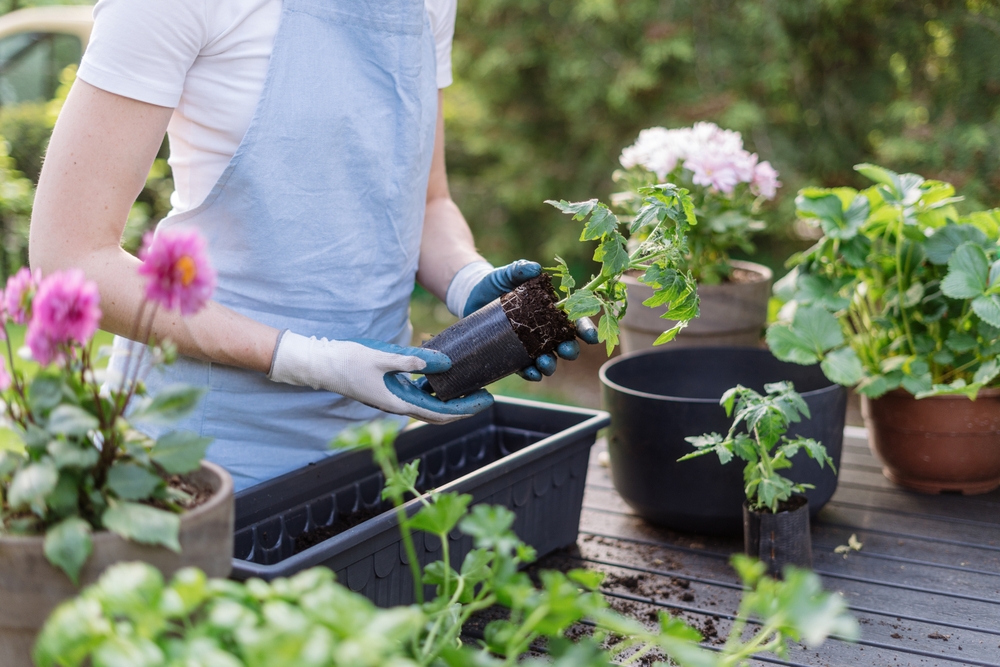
[[427, 0, 456, 88], [77, 0, 207, 108]]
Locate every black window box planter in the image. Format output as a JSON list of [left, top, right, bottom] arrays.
[[230, 397, 609, 607]]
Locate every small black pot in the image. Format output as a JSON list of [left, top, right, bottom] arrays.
[[422, 299, 533, 401], [743, 496, 812, 578], [600, 347, 846, 536]]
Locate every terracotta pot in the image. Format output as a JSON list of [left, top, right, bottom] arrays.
[[862, 389, 1000, 494], [743, 496, 812, 578], [0, 461, 234, 667], [619, 259, 772, 353]]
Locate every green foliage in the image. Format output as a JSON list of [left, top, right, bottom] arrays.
[[547, 184, 699, 353], [681, 383, 834, 513], [35, 420, 857, 667], [768, 164, 1000, 399], [447, 1, 1000, 278]]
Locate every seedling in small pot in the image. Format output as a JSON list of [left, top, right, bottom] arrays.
[[423, 185, 700, 400], [680, 382, 835, 576]]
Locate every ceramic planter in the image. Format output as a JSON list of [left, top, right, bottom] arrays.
[[0, 461, 234, 667], [619, 259, 772, 353], [862, 389, 1000, 494], [231, 397, 609, 607], [743, 496, 812, 578], [600, 346, 846, 536]]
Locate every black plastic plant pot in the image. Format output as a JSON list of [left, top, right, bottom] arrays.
[[422, 275, 577, 401], [743, 496, 813, 578], [600, 346, 846, 536], [421, 299, 533, 401], [230, 397, 609, 607]]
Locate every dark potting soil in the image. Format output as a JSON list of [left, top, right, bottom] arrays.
[[500, 273, 576, 357], [293, 505, 385, 554], [751, 494, 807, 515]]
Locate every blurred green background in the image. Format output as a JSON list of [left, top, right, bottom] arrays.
[[0, 0, 997, 406]]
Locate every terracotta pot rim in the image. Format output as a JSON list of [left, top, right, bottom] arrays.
[[0, 460, 233, 546], [865, 387, 1000, 401], [623, 259, 773, 286]]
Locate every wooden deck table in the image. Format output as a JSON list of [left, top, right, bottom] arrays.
[[538, 427, 1000, 667]]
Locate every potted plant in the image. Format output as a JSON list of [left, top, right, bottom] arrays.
[[612, 122, 781, 351], [680, 382, 835, 577], [0, 229, 233, 667], [767, 163, 1000, 494], [34, 420, 858, 667], [423, 185, 700, 400]]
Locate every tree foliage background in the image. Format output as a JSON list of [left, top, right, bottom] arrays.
[[445, 0, 1000, 273]]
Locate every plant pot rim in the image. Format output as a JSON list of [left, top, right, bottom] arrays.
[[0, 460, 233, 546], [622, 259, 773, 285], [741, 495, 809, 517], [865, 387, 1000, 401], [599, 346, 843, 404]]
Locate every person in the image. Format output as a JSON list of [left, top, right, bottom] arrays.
[[28, 0, 595, 491]]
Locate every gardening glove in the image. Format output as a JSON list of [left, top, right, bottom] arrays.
[[268, 330, 493, 424], [445, 259, 599, 383]]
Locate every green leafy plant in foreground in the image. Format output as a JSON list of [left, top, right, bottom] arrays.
[[546, 184, 700, 353], [681, 383, 835, 513], [35, 421, 857, 667], [767, 163, 1000, 400]]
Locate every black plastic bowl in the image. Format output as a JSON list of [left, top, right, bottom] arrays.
[[600, 347, 846, 536]]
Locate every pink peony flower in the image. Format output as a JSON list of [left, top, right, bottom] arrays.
[[138, 229, 216, 315], [751, 161, 782, 200], [4, 267, 41, 325], [26, 269, 102, 366]]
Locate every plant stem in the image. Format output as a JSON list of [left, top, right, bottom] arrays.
[[895, 211, 917, 355]]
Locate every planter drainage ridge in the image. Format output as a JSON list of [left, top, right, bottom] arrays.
[[231, 397, 608, 607]]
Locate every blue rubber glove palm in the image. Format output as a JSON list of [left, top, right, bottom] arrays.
[[455, 260, 599, 382]]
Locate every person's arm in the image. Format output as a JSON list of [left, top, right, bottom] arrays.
[[29, 80, 279, 372]]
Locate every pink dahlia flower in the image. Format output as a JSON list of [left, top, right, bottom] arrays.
[[4, 267, 41, 325], [138, 229, 216, 315], [751, 161, 782, 200], [26, 269, 102, 365]]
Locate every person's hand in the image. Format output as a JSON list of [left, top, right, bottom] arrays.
[[445, 259, 600, 382], [268, 331, 493, 424]]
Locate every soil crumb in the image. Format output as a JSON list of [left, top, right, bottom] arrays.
[[501, 274, 576, 357], [294, 505, 384, 554]]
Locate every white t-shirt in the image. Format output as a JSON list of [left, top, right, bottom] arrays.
[[78, 0, 456, 216]]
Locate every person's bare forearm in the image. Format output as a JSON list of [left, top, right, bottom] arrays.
[[416, 91, 485, 302], [30, 80, 278, 373]]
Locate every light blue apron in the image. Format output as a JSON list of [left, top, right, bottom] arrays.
[[109, 0, 438, 491]]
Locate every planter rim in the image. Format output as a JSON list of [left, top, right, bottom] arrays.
[[622, 259, 773, 286], [599, 346, 842, 403], [0, 460, 233, 546], [741, 496, 809, 517], [868, 387, 1000, 401]]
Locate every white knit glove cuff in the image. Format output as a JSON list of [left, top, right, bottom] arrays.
[[445, 261, 494, 318]]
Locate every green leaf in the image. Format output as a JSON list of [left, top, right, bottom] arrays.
[[795, 192, 867, 240], [150, 431, 211, 475], [32, 597, 111, 667], [597, 314, 619, 355], [579, 205, 618, 241], [941, 242, 989, 299], [820, 347, 864, 386], [9, 458, 59, 514], [653, 323, 683, 345], [682, 433, 733, 465], [664, 287, 699, 322], [459, 504, 517, 550], [925, 224, 989, 265], [28, 375, 65, 414], [974, 359, 1000, 385], [596, 235, 629, 276], [562, 290, 602, 320], [129, 384, 207, 427], [44, 517, 93, 585], [916, 379, 983, 400], [408, 492, 472, 536], [47, 440, 100, 470], [973, 295, 1000, 328], [945, 330, 978, 353], [106, 463, 163, 501], [102, 502, 181, 552], [459, 548, 493, 585], [46, 405, 100, 437], [766, 305, 844, 365], [545, 198, 598, 220], [382, 459, 419, 502], [567, 569, 604, 591], [854, 162, 899, 188]]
